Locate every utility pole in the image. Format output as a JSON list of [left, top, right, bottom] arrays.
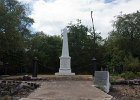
[[91, 11, 97, 74], [91, 11, 96, 56]]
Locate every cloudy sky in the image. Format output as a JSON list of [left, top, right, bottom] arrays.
[[18, 0, 140, 38]]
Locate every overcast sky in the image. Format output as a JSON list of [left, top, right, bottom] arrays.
[[18, 0, 140, 38]]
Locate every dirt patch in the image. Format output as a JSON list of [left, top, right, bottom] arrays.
[[109, 85, 140, 100]]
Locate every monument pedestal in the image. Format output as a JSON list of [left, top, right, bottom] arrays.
[[55, 57, 75, 75]]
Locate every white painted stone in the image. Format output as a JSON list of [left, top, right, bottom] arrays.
[[61, 28, 69, 57], [55, 28, 75, 75], [94, 71, 111, 93]]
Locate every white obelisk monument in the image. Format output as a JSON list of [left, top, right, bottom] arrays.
[[55, 28, 75, 75]]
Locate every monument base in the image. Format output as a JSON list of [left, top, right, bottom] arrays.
[[55, 69, 75, 75], [55, 67, 75, 75], [31, 77, 38, 79], [55, 72, 75, 75]]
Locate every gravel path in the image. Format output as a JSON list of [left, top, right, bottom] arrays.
[[20, 80, 112, 100]]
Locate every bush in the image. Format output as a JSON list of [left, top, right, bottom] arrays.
[[123, 53, 140, 72], [120, 71, 140, 79]]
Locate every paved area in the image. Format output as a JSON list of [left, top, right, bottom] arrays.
[[20, 80, 112, 100]]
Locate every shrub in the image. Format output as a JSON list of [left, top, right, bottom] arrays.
[[120, 71, 140, 79], [123, 53, 140, 72]]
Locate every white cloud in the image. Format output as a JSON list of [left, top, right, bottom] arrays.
[[18, 0, 34, 3], [18, 0, 140, 38]]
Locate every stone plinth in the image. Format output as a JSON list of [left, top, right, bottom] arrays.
[[55, 57, 75, 75]]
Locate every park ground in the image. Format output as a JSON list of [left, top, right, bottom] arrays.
[[0, 75, 140, 100]]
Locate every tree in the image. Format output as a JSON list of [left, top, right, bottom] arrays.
[[104, 11, 140, 73], [0, 0, 34, 74], [113, 11, 140, 57], [26, 32, 62, 74]]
